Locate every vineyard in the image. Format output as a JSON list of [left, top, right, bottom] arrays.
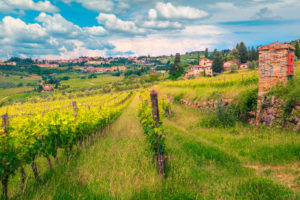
[[161, 70, 258, 88], [0, 68, 299, 199], [0, 91, 133, 198]]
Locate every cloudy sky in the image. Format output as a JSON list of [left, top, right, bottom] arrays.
[[0, 0, 299, 59]]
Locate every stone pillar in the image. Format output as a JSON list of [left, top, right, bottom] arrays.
[[256, 42, 295, 125]]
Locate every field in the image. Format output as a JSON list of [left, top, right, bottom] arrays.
[[61, 74, 123, 89], [0, 64, 299, 199], [1, 93, 299, 199], [0, 73, 123, 105]]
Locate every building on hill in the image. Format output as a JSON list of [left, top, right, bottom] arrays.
[[0, 61, 16, 66], [42, 84, 53, 92], [118, 65, 127, 71], [223, 59, 240, 71], [186, 65, 213, 77], [185, 58, 213, 78], [199, 58, 213, 67], [37, 64, 59, 68], [256, 41, 295, 124]]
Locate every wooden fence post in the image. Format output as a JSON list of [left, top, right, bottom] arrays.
[[2, 114, 8, 135], [150, 90, 165, 176], [1, 114, 9, 199], [72, 101, 78, 118], [20, 168, 26, 193], [150, 90, 160, 128], [168, 98, 172, 117]]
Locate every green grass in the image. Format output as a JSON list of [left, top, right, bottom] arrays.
[[61, 74, 123, 89], [2, 95, 299, 199], [154, 82, 257, 102]]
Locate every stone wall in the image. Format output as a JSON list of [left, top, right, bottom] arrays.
[[180, 98, 233, 109], [258, 96, 300, 131]]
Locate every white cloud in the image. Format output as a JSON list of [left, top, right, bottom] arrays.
[[154, 2, 209, 20], [0, 0, 58, 13], [0, 16, 47, 44], [84, 26, 107, 36], [39, 41, 108, 60], [142, 20, 182, 30], [0, 14, 112, 59], [62, 0, 114, 12], [35, 12, 81, 38], [110, 25, 230, 56], [97, 13, 145, 34], [148, 9, 157, 20]]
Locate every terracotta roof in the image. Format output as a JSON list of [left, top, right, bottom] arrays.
[[258, 42, 295, 51]]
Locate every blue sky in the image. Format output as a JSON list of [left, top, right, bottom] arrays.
[[0, 0, 299, 59]]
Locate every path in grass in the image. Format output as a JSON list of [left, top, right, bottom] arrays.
[[162, 102, 300, 196]]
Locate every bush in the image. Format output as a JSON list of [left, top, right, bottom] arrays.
[[230, 64, 239, 72], [200, 103, 240, 128], [174, 93, 185, 103], [248, 60, 258, 69], [236, 87, 258, 113]]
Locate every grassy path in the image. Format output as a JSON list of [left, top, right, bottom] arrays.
[[161, 102, 299, 198]]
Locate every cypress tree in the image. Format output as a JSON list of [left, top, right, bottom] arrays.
[[169, 53, 184, 78], [174, 53, 180, 65], [239, 42, 248, 63], [212, 50, 224, 73], [205, 48, 209, 58]]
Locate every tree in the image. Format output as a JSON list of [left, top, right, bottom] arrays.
[[295, 42, 300, 59], [205, 48, 209, 58], [174, 53, 180, 65], [212, 50, 224, 73], [227, 48, 240, 61], [236, 43, 240, 52], [247, 46, 258, 61], [169, 53, 185, 79], [238, 42, 248, 63]]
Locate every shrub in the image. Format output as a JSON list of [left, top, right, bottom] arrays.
[[174, 93, 185, 103], [236, 87, 258, 113], [200, 103, 240, 128]]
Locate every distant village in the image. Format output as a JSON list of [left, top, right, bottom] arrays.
[[185, 57, 249, 78], [0, 55, 171, 74]]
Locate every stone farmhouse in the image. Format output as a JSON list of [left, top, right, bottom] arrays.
[[185, 58, 213, 78], [223, 59, 240, 71]]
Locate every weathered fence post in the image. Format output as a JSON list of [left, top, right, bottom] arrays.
[[72, 101, 78, 118], [2, 113, 8, 135], [31, 160, 39, 182], [150, 90, 165, 176], [150, 90, 160, 128], [1, 114, 9, 199], [168, 98, 172, 117], [20, 167, 26, 193]]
